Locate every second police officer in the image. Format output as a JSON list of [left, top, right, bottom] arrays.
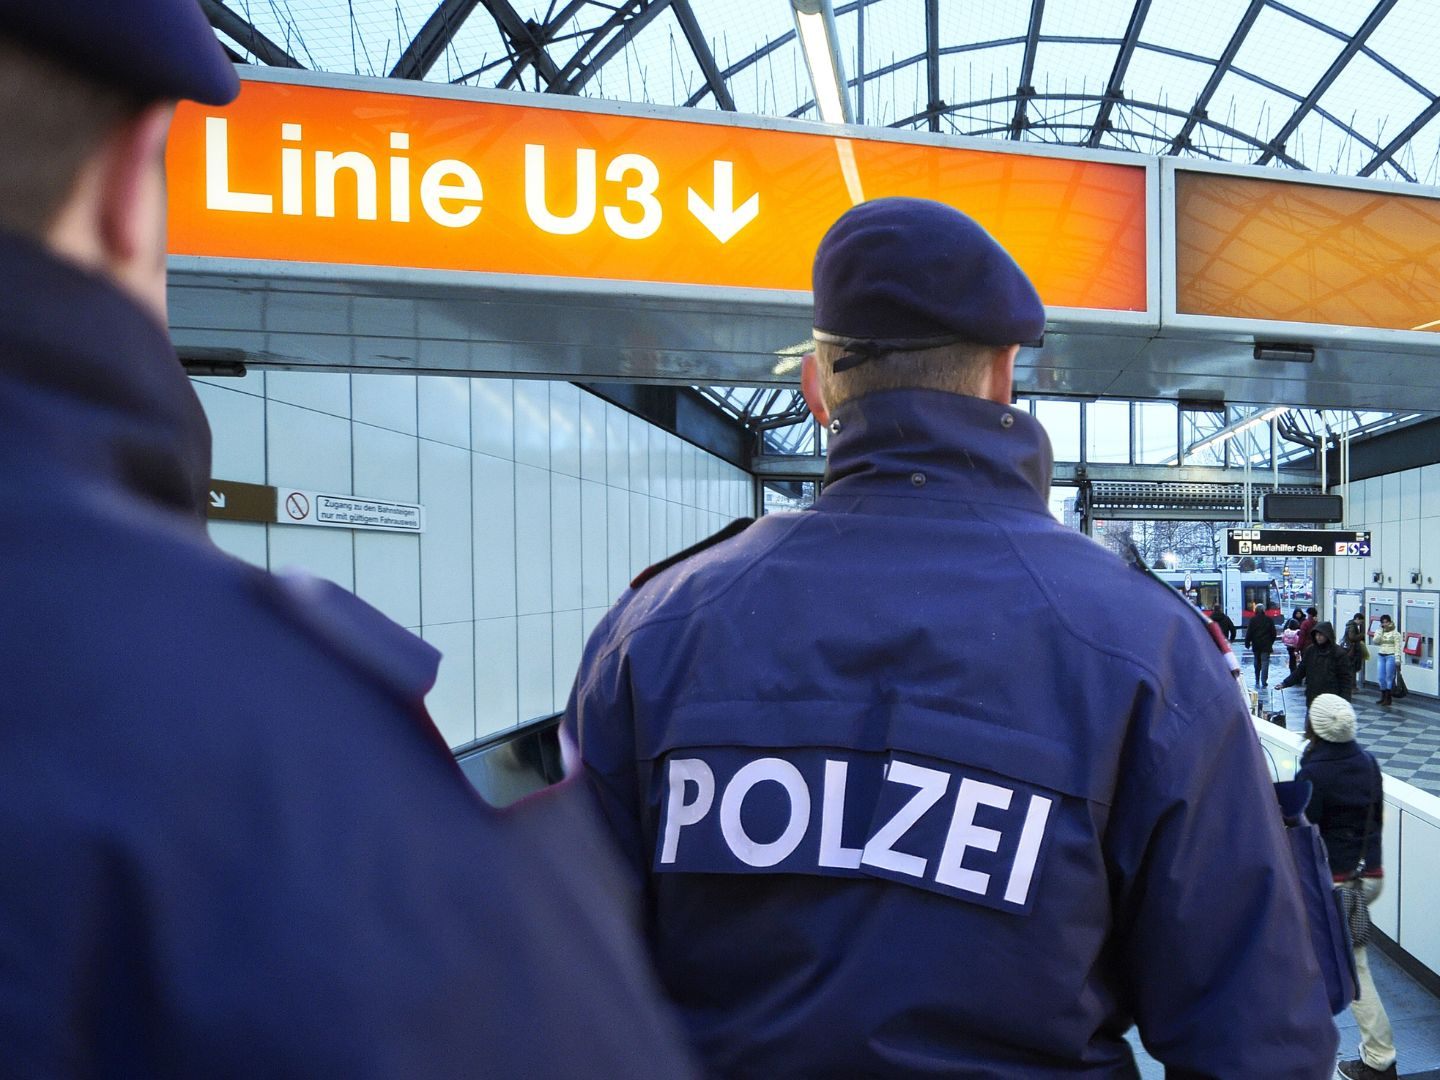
[[566, 197, 1338, 1076]]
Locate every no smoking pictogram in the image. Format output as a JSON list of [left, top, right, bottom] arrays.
[[285, 492, 310, 520]]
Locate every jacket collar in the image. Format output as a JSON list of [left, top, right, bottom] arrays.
[[822, 388, 1053, 511], [1303, 738, 1361, 762], [0, 230, 210, 523]]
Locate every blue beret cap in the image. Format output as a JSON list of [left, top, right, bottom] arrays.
[[812, 197, 1045, 349], [0, 0, 239, 106]]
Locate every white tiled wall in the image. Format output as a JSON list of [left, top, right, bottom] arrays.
[[1325, 464, 1440, 596], [193, 373, 752, 746]]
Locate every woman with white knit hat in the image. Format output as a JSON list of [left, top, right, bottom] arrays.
[[1299, 694, 1395, 1080]]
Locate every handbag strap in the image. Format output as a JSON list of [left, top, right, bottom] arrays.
[[1352, 753, 1380, 878]]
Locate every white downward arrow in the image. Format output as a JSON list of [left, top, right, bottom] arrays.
[[688, 160, 759, 243], [209, 491, 226, 509]]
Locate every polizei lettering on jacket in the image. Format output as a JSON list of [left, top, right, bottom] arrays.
[[654, 748, 1055, 915]]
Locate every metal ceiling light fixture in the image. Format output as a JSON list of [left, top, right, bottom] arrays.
[[791, 0, 853, 124]]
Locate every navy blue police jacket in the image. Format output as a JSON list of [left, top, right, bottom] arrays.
[[568, 387, 1337, 1078], [1299, 739, 1384, 878], [0, 231, 697, 1078]]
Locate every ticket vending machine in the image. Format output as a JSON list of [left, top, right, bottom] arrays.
[[1400, 592, 1438, 698], [1365, 590, 1399, 687]]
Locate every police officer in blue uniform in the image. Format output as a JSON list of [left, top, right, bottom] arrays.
[[0, 3, 696, 1075], [567, 198, 1337, 1076]]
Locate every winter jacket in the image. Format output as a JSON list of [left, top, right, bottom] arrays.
[[1244, 612, 1277, 652], [1298, 740, 1384, 878], [1372, 628, 1401, 655], [1280, 623, 1353, 703]]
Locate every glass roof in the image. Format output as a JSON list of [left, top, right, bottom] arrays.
[[209, 0, 1440, 451]]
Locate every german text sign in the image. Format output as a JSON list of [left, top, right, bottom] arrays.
[[166, 75, 1148, 310], [277, 488, 425, 533], [1227, 528, 1371, 557]]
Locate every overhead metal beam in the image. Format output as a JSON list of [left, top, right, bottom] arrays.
[[672, 0, 735, 110], [390, 0, 482, 80], [1360, 94, 1440, 176], [1168, 0, 1265, 155], [1009, 0, 1046, 139], [1086, 0, 1151, 148], [482, 0, 566, 88], [200, 0, 302, 68], [753, 457, 1322, 485], [925, 0, 941, 132], [554, 0, 676, 95], [1256, 0, 1398, 165]]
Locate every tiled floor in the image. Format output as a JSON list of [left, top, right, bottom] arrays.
[[1129, 945, 1440, 1076], [1243, 650, 1440, 798]]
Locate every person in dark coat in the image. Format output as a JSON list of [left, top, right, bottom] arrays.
[[1344, 619, 1368, 691], [1298, 695, 1395, 1080], [1299, 606, 1320, 652], [1243, 600, 1278, 688], [0, 5, 697, 1075], [567, 198, 1335, 1077], [1278, 620, 1354, 706], [1211, 606, 1237, 643]]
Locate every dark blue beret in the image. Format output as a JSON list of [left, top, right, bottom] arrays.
[[812, 197, 1045, 350], [0, 0, 239, 105]]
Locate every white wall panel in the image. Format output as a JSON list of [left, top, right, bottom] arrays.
[[605, 404, 629, 489], [513, 380, 550, 469], [471, 378, 514, 461], [630, 491, 650, 578], [552, 608, 583, 709], [353, 423, 418, 501], [422, 621, 476, 748], [1423, 464, 1440, 519], [1371, 804, 1401, 938], [418, 375, 471, 449], [1348, 479, 1367, 527], [549, 382, 581, 479], [1401, 468, 1421, 520], [475, 616, 519, 737], [1399, 811, 1440, 973], [649, 425, 667, 499], [1422, 517, 1440, 588], [1401, 518, 1422, 583], [1378, 523, 1398, 586], [649, 495, 668, 564], [668, 502, 683, 556], [582, 607, 607, 642], [352, 374, 417, 435], [268, 525, 354, 590], [608, 486, 632, 601], [208, 520, 267, 569], [517, 612, 554, 722], [581, 480, 609, 609], [579, 389, 607, 483], [266, 401, 351, 493], [683, 506, 699, 547], [515, 463, 552, 615], [551, 473, 583, 612], [266, 370, 350, 418], [666, 433, 683, 503], [629, 413, 650, 494], [354, 532, 421, 628], [473, 454, 517, 620], [1381, 472, 1401, 523], [682, 441, 697, 507], [419, 440, 473, 626], [195, 383, 265, 483]]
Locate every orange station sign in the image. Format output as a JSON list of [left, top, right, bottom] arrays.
[[168, 76, 1148, 312]]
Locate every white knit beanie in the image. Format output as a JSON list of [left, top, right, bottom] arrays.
[[1309, 694, 1357, 743]]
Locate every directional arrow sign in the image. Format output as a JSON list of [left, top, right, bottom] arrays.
[[166, 72, 1148, 310], [688, 160, 760, 243]]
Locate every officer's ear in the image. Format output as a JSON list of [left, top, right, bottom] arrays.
[[981, 344, 1021, 406], [94, 102, 176, 320], [800, 351, 830, 427]]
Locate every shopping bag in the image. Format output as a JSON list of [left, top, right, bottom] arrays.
[[1274, 780, 1358, 1015], [1393, 670, 1409, 700]]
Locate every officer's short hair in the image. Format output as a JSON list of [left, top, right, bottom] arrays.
[[813, 338, 999, 413], [0, 34, 143, 239]]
